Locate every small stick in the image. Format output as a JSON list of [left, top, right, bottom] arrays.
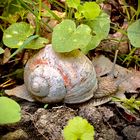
[[109, 50, 119, 77]]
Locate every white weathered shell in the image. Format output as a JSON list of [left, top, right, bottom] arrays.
[[24, 44, 97, 103]]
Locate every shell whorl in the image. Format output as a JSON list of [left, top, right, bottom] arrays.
[[24, 44, 98, 103], [24, 65, 67, 103], [27, 65, 66, 97]]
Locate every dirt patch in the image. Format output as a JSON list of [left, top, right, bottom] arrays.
[[0, 100, 140, 140]]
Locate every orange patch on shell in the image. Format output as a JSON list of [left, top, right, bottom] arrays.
[[30, 58, 48, 69], [57, 65, 71, 87]]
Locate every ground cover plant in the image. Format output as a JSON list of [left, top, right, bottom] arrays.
[[0, 0, 140, 139]]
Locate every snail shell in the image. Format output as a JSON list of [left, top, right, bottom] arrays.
[[24, 44, 97, 104]]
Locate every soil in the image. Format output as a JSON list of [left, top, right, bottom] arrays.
[[0, 99, 140, 140]]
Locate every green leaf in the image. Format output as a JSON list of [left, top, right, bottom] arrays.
[[81, 2, 101, 20], [52, 19, 92, 52], [1, 0, 26, 24], [9, 35, 39, 59], [0, 97, 21, 124], [66, 0, 80, 9], [82, 36, 101, 54], [3, 22, 34, 48], [0, 0, 8, 4], [44, 104, 48, 109], [63, 116, 94, 140], [136, 101, 140, 106], [2, 0, 24, 16], [85, 12, 110, 51], [87, 12, 110, 39], [75, 11, 82, 20], [0, 14, 20, 24], [127, 19, 140, 48], [75, 5, 84, 20], [0, 48, 4, 54], [25, 37, 48, 49]]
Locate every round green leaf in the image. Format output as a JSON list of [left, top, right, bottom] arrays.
[[87, 12, 110, 39], [63, 116, 94, 140], [66, 0, 80, 9], [52, 19, 92, 52], [0, 97, 21, 124], [127, 19, 140, 48], [81, 35, 101, 54], [25, 37, 49, 49], [3, 22, 34, 48], [85, 12, 110, 52], [82, 2, 101, 20], [0, 47, 4, 54]]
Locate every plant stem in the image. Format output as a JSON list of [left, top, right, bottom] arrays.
[[18, 0, 53, 32], [38, 0, 42, 19], [35, 0, 42, 35], [53, 0, 65, 9], [136, 0, 140, 19], [123, 47, 137, 63]]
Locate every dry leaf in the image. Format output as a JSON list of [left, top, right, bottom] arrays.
[[92, 55, 140, 93], [3, 48, 11, 64], [5, 85, 35, 102]]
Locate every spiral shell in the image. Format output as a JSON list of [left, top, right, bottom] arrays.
[[24, 44, 97, 103]]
